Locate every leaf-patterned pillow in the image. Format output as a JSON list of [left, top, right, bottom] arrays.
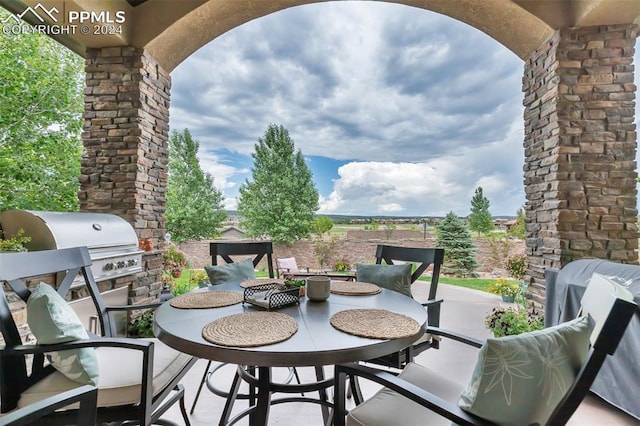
[[458, 316, 590, 425], [27, 283, 99, 386], [356, 263, 412, 297]]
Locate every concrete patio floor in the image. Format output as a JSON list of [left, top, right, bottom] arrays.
[[162, 283, 638, 425]]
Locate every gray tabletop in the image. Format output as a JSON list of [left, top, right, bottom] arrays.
[[153, 282, 428, 367]]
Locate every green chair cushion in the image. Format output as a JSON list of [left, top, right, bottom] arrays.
[[458, 315, 591, 425], [356, 263, 412, 297], [27, 283, 99, 386], [204, 258, 256, 285]]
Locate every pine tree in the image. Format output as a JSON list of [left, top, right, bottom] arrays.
[[436, 211, 479, 277], [238, 124, 319, 243], [468, 187, 494, 235], [166, 129, 226, 242]]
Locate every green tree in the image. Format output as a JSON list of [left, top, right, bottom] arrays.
[[508, 207, 526, 240], [0, 14, 84, 211], [435, 211, 478, 277], [165, 129, 226, 242], [238, 124, 319, 244], [312, 215, 334, 236], [468, 186, 494, 235], [368, 219, 379, 231]]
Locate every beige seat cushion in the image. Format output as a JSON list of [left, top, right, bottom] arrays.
[[347, 362, 465, 426], [277, 257, 299, 274], [18, 338, 193, 408]]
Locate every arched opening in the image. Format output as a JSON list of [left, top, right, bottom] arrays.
[[169, 2, 526, 218], [147, 0, 553, 72], [1, 0, 638, 303]]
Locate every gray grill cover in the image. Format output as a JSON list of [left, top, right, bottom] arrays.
[[0, 210, 138, 252], [545, 259, 640, 420]]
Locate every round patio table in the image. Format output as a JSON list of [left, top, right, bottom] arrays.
[[153, 282, 427, 425]]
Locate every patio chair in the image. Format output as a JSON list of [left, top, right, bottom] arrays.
[[0, 385, 97, 426], [211, 241, 275, 278], [276, 256, 310, 278], [334, 272, 637, 426], [190, 241, 302, 419], [359, 245, 445, 368], [0, 247, 196, 425]]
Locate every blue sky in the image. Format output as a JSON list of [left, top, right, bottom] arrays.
[[169, 1, 640, 217]]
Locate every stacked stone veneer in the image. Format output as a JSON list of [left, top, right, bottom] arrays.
[[523, 24, 638, 304], [81, 47, 171, 304]]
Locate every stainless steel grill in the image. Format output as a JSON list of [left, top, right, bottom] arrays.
[[0, 210, 143, 285]]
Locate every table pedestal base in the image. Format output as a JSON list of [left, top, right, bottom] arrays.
[[222, 366, 334, 426]]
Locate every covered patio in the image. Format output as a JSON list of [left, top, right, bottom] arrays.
[[0, 0, 637, 304]]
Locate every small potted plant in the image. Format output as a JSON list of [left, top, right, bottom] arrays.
[[0, 228, 31, 253], [485, 306, 544, 337], [190, 269, 209, 288], [283, 274, 306, 297], [486, 277, 520, 303]]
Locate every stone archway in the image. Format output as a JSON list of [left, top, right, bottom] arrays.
[[3, 0, 638, 303]]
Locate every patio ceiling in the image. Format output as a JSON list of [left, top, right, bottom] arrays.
[[1, 0, 639, 71]]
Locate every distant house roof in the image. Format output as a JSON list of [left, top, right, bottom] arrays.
[[220, 225, 246, 240]]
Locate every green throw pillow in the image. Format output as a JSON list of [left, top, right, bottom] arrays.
[[458, 315, 591, 425], [356, 263, 412, 297], [205, 258, 256, 285], [27, 283, 99, 386]]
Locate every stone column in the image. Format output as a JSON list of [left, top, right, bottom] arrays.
[[81, 47, 170, 303], [522, 24, 638, 305]]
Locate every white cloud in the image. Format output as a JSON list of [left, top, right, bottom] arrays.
[[318, 115, 526, 216], [197, 150, 247, 192], [169, 2, 534, 215], [318, 161, 462, 216]]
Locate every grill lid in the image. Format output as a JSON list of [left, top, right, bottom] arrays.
[[0, 210, 139, 251]]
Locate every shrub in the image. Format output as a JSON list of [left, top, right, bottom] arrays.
[[171, 277, 192, 296], [334, 258, 351, 272], [486, 236, 512, 270], [313, 236, 337, 270], [507, 254, 526, 280], [128, 310, 155, 338], [0, 228, 31, 252]]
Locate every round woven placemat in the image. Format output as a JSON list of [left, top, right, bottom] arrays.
[[240, 278, 285, 288], [169, 291, 243, 309], [330, 281, 381, 296], [330, 309, 420, 339], [202, 311, 298, 347]]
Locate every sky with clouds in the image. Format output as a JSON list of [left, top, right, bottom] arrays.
[[169, 1, 640, 218]]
